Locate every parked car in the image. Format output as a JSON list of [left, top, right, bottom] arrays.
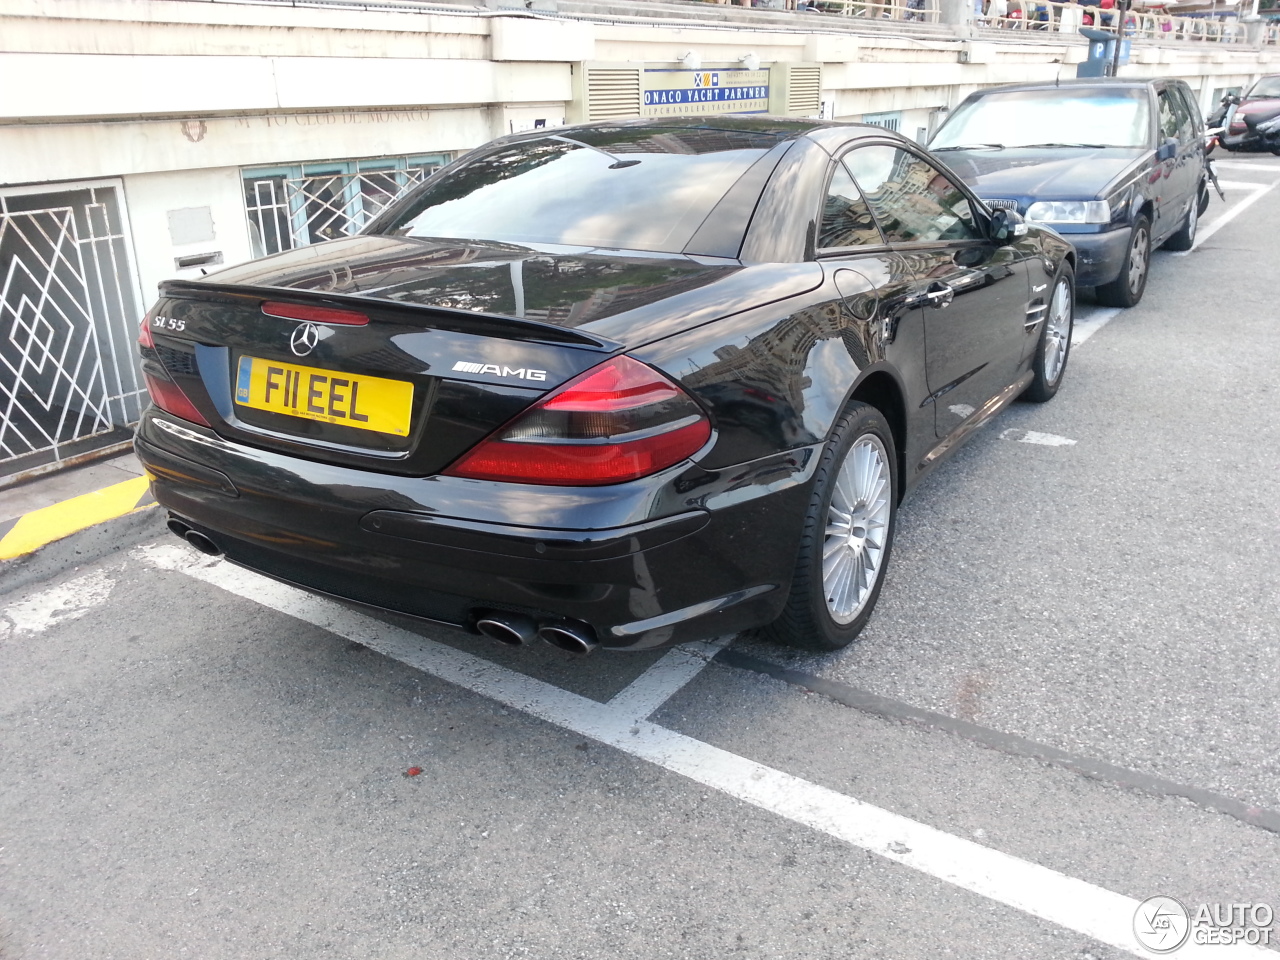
[[134, 117, 1074, 654], [1210, 74, 1280, 153], [930, 79, 1209, 307]]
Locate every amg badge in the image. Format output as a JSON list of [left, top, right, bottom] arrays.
[[452, 361, 547, 382]]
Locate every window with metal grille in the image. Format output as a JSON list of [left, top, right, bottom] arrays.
[[242, 154, 451, 258], [861, 112, 903, 133]]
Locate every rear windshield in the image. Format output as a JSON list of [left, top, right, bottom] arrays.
[[931, 88, 1152, 150], [373, 128, 780, 254]]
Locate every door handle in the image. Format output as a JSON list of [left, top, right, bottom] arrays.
[[923, 282, 954, 309]]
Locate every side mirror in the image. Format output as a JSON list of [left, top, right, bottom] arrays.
[[1156, 137, 1178, 162], [989, 208, 1028, 243]]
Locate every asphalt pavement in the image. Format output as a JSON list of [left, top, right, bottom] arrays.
[[1, 153, 1278, 960]]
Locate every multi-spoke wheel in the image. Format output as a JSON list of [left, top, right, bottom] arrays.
[[823, 434, 892, 625], [1162, 194, 1199, 252], [765, 402, 897, 651], [1097, 215, 1151, 308], [1023, 263, 1074, 403]]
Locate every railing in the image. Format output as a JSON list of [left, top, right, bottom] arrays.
[[814, 0, 940, 21], [702, 0, 940, 23], [980, 0, 1250, 41], [703, 0, 1272, 40]]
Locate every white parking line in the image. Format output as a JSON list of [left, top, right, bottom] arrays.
[[140, 542, 1268, 959], [1179, 178, 1280, 255], [1212, 160, 1280, 173], [1071, 307, 1122, 345], [0, 569, 116, 639], [1213, 180, 1270, 191], [1000, 429, 1077, 447], [606, 636, 732, 721]]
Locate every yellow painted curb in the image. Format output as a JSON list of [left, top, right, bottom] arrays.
[[0, 476, 155, 560]]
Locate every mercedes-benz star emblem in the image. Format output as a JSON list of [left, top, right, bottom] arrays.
[[290, 322, 320, 357]]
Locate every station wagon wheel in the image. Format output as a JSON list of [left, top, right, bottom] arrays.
[[764, 402, 898, 651], [1023, 263, 1074, 403], [1162, 195, 1199, 252], [1096, 215, 1151, 308]]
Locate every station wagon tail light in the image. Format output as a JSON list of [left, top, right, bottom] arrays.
[[1025, 200, 1111, 224], [138, 317, 210, 427], [444, 356, 711, 486]]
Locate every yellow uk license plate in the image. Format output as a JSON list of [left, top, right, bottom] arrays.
[[234, 356, 414, 436]]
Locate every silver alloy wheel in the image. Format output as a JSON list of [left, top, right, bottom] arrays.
[[1043, 276, 1072, 385], [1185, 200, 1199, 245], [822, 433, 892, 625], [1127, 225, 1149, 294]]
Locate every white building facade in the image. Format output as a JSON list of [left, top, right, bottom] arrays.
[[0, 0, 1274, 480]]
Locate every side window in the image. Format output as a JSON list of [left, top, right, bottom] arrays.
[[1168, 88, 1194, 143], [818, 163, 883, 250], [844, 144, 981, 245], [1175, 85, 1203, 138], [1157, 89, 1182, 141]]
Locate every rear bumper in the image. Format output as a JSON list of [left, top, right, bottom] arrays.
[[1066, 226, 1132, 287], [135, 411, 817, 650]]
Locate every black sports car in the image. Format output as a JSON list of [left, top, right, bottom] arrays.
[[135, 117, 1074, 654]]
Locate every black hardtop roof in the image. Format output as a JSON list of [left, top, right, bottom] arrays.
[[493, 115, 908, 150]]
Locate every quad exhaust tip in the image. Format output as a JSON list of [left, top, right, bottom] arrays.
[[473, 612, 600, 654], [537, 621, 599, 655], [167, 517, 222, 557], [475, 613, 539, 647]]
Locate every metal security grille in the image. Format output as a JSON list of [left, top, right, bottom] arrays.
[[243, 155, 449, 257], [862, 111, 903, 132], [0, 182, 145, 481]]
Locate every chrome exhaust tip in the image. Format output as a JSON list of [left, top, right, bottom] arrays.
[[537, 621, 599, 655], [166, 518, 192, 540], [475, 613, 539, 647], [184, 530, 222, 557]]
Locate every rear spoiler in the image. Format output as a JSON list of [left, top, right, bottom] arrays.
[[158, 279, 619, 350]]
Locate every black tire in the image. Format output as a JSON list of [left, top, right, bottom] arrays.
[[1022, 263, 1074, 403], [763, 402, 897, 652], [1197, 183, 1211, 217], [1095, 216, 1151, 308], [1162, 195, 1199, 252]]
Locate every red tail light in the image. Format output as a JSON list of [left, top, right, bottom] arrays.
[[138, 318, 210, 427], [261, 301, 368, 325], [444, 356, 711, 486]]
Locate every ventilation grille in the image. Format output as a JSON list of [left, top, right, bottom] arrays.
[[787, 66, 822, 117], [986, 199, 1020, 210], [585, 67, 642, 121]]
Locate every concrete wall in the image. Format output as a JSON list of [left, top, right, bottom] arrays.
[[122, 167, 254, 305]]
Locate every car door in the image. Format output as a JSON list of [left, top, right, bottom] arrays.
[[1155, 84, 1198, 240], [843, 142, 1030, 438], [812, 159, 931, 453], [1173, 82, 1206, 206]]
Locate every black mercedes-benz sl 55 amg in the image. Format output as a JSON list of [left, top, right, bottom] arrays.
[[135, 117, 1074, 654]]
